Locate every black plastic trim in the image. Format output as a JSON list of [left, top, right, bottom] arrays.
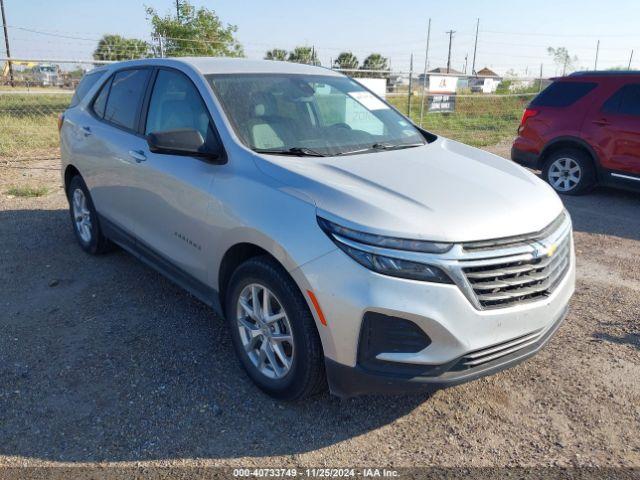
[[325, 306, 568, 398], [511, 146, 542, 169]]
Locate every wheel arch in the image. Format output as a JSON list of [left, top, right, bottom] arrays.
[[63, 164, 82, 195]]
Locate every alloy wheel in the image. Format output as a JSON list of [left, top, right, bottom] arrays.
[[236, 283, 294, 379], [72, 188, 92, 243], [548, 157, 582, 192]]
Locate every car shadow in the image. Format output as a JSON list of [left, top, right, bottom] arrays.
[[554, 185, 640, 241], [0, 208, 428, 463], [592, 332, 640, 351]]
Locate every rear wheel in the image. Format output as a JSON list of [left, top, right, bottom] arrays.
[[226, 256, 326, 400], [543, 148, 596, 195], [67, 175, 112, 254]]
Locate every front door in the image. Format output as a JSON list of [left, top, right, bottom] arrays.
[[127, 68, 224, 285]]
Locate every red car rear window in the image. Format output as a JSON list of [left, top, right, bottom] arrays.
[[530, 81, 597, 108]]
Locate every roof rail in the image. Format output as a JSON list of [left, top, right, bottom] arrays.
[[569, 70, 640, 77]]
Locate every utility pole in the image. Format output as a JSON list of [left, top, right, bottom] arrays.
[[0, 0, 13, 87], [539, 63, 543, 92], [463, 54, 468, 74], [176, 0, 180, 19], [628, 50, 634, 70], [446, 30, 455, 74], [594, 40, 600, 70], [471, 18, 479, 76], [419, 18, 432, 126], [407, 53, 414, 116]]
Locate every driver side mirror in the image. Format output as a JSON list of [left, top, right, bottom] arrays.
[[146, 129, 222, 162]]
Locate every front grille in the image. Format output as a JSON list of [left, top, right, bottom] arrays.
[[462, 212, 567, 252], [462, 231, 571, 309]]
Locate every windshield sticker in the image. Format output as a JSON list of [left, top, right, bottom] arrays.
[[348, 91, 390, 111]]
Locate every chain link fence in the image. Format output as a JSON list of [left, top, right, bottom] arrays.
[[0, 59, 541, 162]]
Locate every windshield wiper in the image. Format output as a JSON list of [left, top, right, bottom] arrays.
[[371, 142, 425, 151], [253, 147, 327, 157]]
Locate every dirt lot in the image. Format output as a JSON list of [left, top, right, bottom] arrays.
[[0, 147, 639, 470]]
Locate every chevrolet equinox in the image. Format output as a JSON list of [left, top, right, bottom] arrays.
[[60, 58, 575, 399]]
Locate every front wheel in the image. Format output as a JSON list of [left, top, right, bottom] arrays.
[[542, 148, 596, 195], [225, 256, 326, 400]]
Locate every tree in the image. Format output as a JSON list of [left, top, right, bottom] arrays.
[[288, 46, 320, 66], [547, 47, 578, 76], [93, 34, 150, 61], [146, 1, 244, 57], [361, 53, 389, 78], [334, 52, 359, 70], [264, 49, 288, 61]]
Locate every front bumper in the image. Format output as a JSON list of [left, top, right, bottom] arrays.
[[291, 219, 575, 398], [325, 305, 568, 397]]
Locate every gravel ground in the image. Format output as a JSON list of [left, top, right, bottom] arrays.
[[0, 147, 639, 470]]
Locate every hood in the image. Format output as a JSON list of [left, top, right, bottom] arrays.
[[254, 137, 564, 242]]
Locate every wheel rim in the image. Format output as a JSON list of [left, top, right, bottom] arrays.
[[548, 157, 582, 192], [236, 283, 294, 380], [72, 188, 92, 243]]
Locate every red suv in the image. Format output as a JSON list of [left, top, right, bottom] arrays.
[[512, 71, 640, 195]]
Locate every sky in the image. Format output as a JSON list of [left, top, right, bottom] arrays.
[[2, 0, 640, 77]]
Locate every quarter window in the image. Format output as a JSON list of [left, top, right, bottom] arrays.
[[103, 69, 151, 131], [69, 70, 104, 108], [530, 81, 597, 108], [92, 76, 112, 118]]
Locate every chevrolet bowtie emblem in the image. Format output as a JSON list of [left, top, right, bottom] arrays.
[[547, 243, 558, 257]]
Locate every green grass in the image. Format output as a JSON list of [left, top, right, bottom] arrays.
[[6, 184, 50, 197], [0, 92, 71, 157], [387, 93, 535, 147], [0, 90, 534, 158]]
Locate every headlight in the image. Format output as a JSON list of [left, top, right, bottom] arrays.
[[318, 217, 453, 284]]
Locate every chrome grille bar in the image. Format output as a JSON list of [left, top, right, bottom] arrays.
[[460, 218, 572, 309]]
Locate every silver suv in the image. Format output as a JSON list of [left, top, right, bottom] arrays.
[[60, 58, 575, 399]]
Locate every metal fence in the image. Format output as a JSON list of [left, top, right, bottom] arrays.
[[0, 58, 542, 161]]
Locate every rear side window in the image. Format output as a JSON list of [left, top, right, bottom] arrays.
[[103, 69, 151, 131], [530, 81, 597, 107], [602, 84, 640, 116], [69, 70, 103, 108]]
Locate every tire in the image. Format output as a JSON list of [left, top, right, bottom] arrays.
[[225, 256, 326, 400], [67, 175, 112, 254], [542, 148, 596, 195]]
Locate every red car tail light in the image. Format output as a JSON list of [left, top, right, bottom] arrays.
[[518, 108, 538, 132]]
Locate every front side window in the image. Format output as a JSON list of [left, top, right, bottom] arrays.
[[207, 73, 426, 156], [145, 70, 215, 144], [103, 69, 150, 131]]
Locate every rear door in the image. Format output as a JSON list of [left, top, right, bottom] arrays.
[[79, 68, 152, 235], [585, 82, 640, 176], [127, 67, 225, 284]]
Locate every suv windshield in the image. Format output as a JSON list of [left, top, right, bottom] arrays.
[[206, 73, 427, 156]]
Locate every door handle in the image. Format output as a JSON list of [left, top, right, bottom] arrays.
[[81, 126, 92, 136], [128, 150, 147, 163], [592, 118, 611, 126]]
